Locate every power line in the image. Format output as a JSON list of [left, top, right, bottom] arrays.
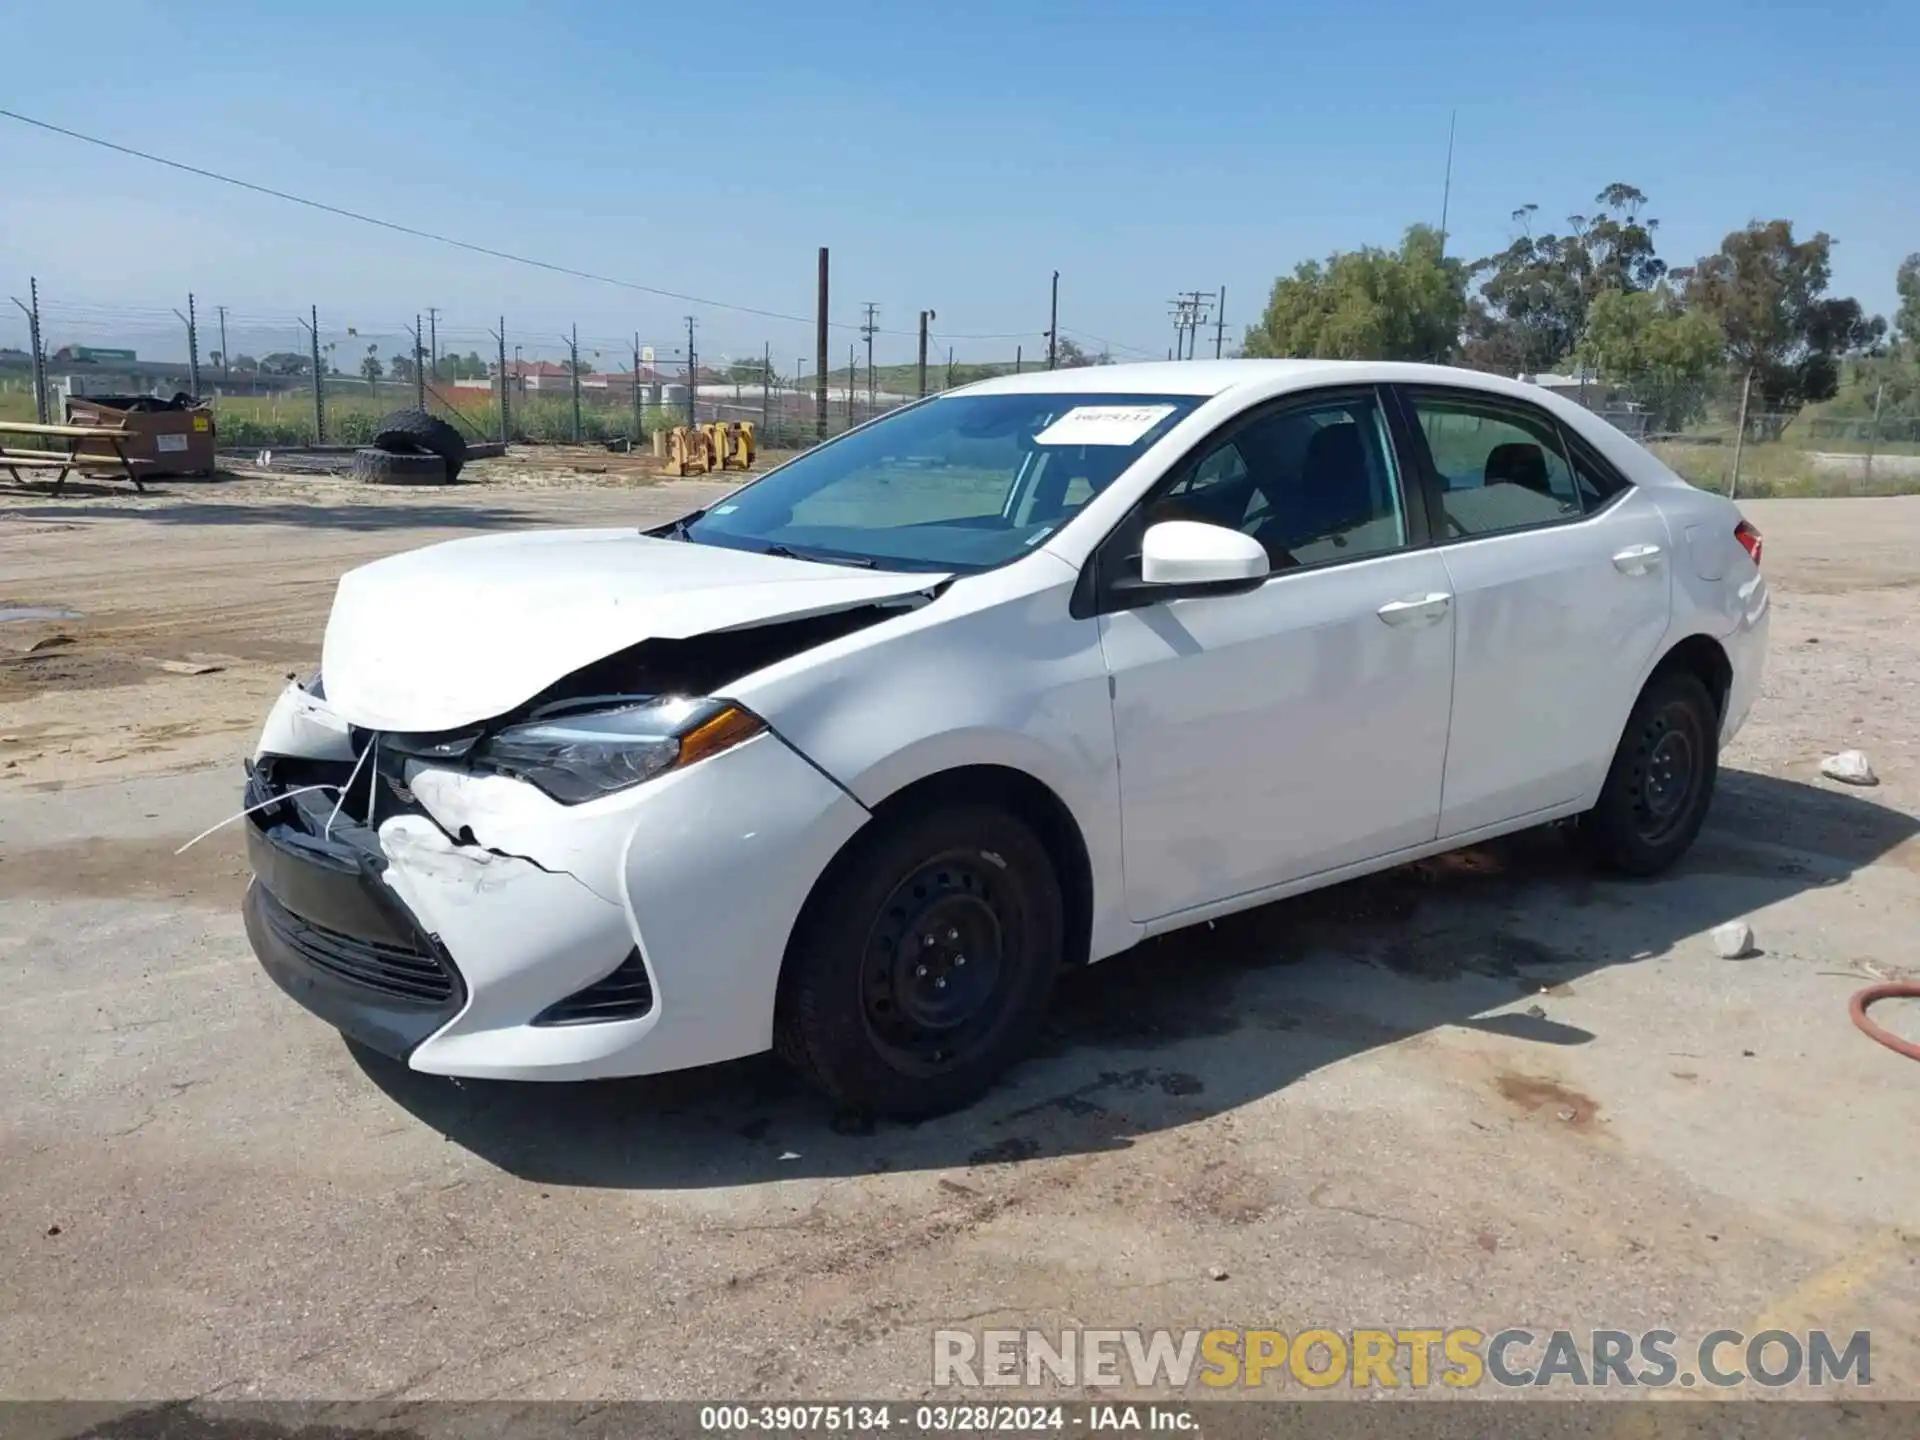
[[1059, 326, 1158, 359], [0, 106, 1037, 343]]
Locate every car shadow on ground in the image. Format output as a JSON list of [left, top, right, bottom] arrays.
[[350, 768, 1917, 1190], [4, 499, 541, 531]]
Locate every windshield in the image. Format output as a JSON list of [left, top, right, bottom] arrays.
[[681, 392, 1203, 572]]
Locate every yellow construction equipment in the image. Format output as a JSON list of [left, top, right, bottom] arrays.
[[661, 425, 714, 476], [700, 422, 727, 470], [659, 422, 754, 476], [693, 421, 757, 472]]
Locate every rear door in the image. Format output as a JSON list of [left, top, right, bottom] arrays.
[[1392, 385, 1673, 838]]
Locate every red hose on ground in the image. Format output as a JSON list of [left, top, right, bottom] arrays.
[[1851, 984, 1920, 1062]]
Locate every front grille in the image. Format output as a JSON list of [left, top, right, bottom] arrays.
[[256, 887, 455, 1005], [534, 949, 654, 1025]]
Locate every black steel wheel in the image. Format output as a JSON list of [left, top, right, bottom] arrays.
[[776, 804, 1063, 1118], [1576, 669, 1719, 876], [1634, 705, 1706, 846]]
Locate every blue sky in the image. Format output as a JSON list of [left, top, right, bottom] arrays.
[[2, 0, 1914, 373]]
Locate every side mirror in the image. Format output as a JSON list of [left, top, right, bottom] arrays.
[[1134, 520, 1269, 594]]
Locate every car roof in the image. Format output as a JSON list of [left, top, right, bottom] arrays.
[[955, 358, 1562, 407]]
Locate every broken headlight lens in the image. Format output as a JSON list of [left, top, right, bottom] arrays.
[[476, 697, 766, 805]]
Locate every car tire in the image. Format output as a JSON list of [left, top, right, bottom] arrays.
[[775, 804, 1064, 1118], [371, 408, 467, 481], [1575, 669, 1719, 876]]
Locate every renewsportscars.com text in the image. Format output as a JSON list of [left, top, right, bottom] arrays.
[[932, 1327, 1872, 1390]]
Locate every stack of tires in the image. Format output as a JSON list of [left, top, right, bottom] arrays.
[[353, 409, 467, 485]]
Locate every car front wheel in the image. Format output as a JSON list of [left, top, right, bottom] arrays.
[[1576, 669, 1719, 876], [775, 803, 1064, 1118]]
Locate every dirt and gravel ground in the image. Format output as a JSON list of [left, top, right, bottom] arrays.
[[1, 463, 1917, 1404]]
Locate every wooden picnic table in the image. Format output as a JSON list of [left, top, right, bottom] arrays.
[[0, 418, 150, 493]]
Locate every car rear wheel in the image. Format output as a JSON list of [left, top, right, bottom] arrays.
[[1575, 669, 1719, 876], [775, 804, 1063, 1118]]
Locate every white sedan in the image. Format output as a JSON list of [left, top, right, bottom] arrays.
[[242, 360, 1769, 1116]]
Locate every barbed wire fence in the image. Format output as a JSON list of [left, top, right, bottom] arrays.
[[5, 282, 1916, 495], [0, 291, 908, 451]]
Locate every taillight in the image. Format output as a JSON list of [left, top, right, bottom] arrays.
[[1734, 520, 1763, 566]]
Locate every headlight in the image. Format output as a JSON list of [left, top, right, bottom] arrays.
[[475, 696, 766, 805]]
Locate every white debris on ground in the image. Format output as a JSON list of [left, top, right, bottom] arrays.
[[1712, 920, 1756, 959], [1819, 750, 1879, 786]]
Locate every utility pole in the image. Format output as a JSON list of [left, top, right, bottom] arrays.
[[12, 279, 48, 424], [917, 310, 934, 397], [427, 307, 440, 383], [1169, 291, 1213, 359], [1439, 108, 1458, 254], [847, 342, 856, 429], [1214, 286, 1227, 359], [566, 325, 583, 443], [297, 305, 325, 443], [1047, 270, 1059, 369], [814, 247, 829, 441], [685, 315, 698, 429], [860, 301, 879, 414], [761, 341, 771, 437], [1015, 345, 1022, 375], [413, 314, 426, 410], [216, 304, 230, 388]]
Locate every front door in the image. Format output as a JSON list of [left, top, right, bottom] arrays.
[[1097, 388, 1456, 922], [1393, 385, 1674, 837]]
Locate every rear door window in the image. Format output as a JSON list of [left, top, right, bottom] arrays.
[[1402, 392, 1584, 538]]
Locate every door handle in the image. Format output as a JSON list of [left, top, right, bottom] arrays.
[[1376, 592, 1452, 626], [1612, 543, 1664, 575]]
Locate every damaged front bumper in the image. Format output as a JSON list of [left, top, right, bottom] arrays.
[[242, 777, 468, 1059], [243, 680, 870, 1081]]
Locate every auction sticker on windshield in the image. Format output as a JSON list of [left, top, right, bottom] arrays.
[[1032, 405, 1176, 447]]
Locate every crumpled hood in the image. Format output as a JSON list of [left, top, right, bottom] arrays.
[[319, 528, 946, 731]]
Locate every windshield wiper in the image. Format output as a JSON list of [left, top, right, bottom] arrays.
[[648, 509, 705, 541], [760, 543, 876, 568]]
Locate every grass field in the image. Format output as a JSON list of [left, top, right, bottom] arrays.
[[1650, 438, 1920, 498]]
